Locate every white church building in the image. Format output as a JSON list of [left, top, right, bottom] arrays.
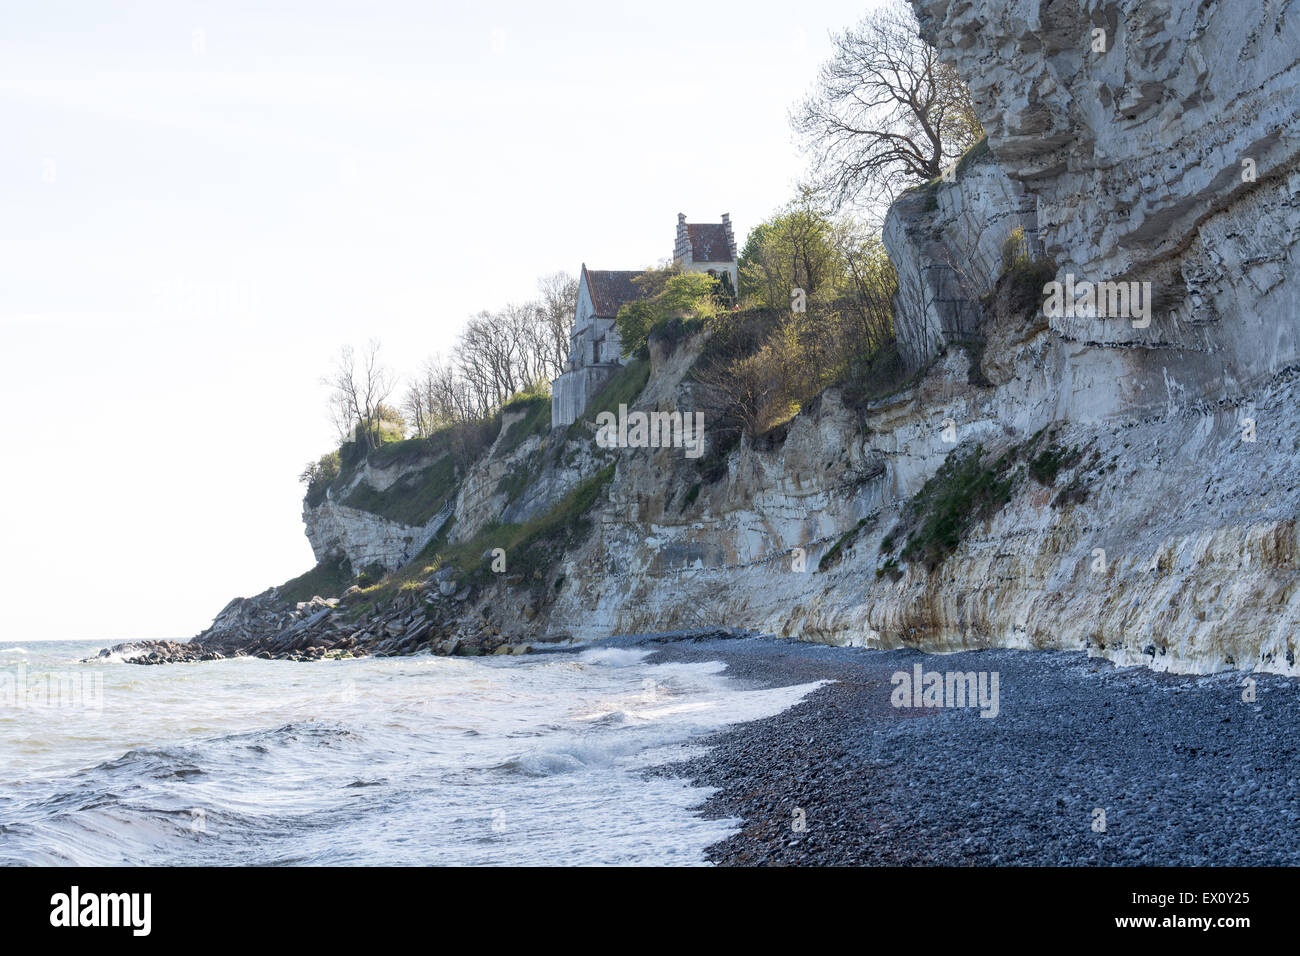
[[550, 213, 738, 428]]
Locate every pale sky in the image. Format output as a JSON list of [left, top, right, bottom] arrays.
[[0, 0, 880, 641]]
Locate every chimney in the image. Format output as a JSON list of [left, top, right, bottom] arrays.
[[721, 213, 736, 260]]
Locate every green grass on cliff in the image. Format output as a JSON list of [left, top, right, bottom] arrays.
[[428, 462, 615, 584], [818, 517, 871, 572], [1028, 441, 1083, 486], [497, 392, 552, 456], [314, 420, 493, 513], [568, 358, 651, 438], [343, 453, 458, 527], [368, 436, 437, 468], [880, 427, 1091, 574], [953, 134, 990, 178], [904, 134, 991, 198], [350, 462, 617, 611], [889, 444, 1021, 572]]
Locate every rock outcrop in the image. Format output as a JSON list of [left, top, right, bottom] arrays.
[[885, 144, 1040, 368], [911, 0, 1300, 383]]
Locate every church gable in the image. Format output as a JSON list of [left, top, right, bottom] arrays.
[[685, 223, 734, 262], [674, 212, 738, 266]]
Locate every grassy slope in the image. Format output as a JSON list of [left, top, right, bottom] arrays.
[[343, 453, 459, 527], [278, 554, 353, 604], [347, 462, 617, 614]]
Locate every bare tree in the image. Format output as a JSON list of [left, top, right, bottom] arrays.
[[838, 227, 897, 355], [331, 272, 574, 464], [500, 301, 550, 390], [459, 312, 518, 412], [793, 0, 982, 213], [692, 350, 771, 440], [325, 340, 395, 451], [537, 271, 578, 376]]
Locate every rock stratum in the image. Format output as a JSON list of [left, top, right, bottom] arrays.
[[103, 0, 1300, 675]]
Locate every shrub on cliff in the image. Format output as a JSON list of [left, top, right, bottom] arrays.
[[615, 271, 723, 358], [343, 453, 459, 527], [987, 225, 1056, 326], [300, 451, 341, 508], [739, 195, 846, 310], [497, 391, 552, 456], [889, 444, 1020, 572], [694, 220, 898, 436]]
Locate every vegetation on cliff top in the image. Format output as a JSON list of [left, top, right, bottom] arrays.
[[299, 270, 579, 511], [343, 453, 459, 527], [287, 0, 990, 606], [690, 195, 904, 444], [496, 388, 553, 456], [615, 270, 727, 358]]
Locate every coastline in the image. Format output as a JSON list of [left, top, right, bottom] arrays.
[[632, 635, 1300, 866]]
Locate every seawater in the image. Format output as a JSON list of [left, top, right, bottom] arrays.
[[0, 640, 820, 865]]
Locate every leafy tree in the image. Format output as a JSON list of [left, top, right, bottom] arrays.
[[374, 402, 407, 443], [739, 193, 846, 310], [696, 198, 899, 438], [299, 450, 342, 506], [299, 451, 341, 487], [615, 270, 722, 357]]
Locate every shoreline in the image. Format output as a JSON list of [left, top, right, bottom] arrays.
[[628, 634, 1300, 866]]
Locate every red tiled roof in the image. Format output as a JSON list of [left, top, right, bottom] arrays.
[[584, 268, 647, 318], [687, 223, 734, 262]]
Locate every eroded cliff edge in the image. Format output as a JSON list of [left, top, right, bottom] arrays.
[[114, 0, 1300, 675]]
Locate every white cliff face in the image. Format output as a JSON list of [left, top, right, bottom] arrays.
[[537, 344, 1300, 676], [304, 499, 450, 573], [302, 444, 452, 572], [885, 149, 1040, 368], [449, 412, 609, 547], [303, 406, 617, 572], [512, 0, 1300, 676], [910, 0, 1300, 380]]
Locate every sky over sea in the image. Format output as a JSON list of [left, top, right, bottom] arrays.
[[0, 0, 881, 641]]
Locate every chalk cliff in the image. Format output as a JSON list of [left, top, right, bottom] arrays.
[[164, 0, 1300, 676]]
